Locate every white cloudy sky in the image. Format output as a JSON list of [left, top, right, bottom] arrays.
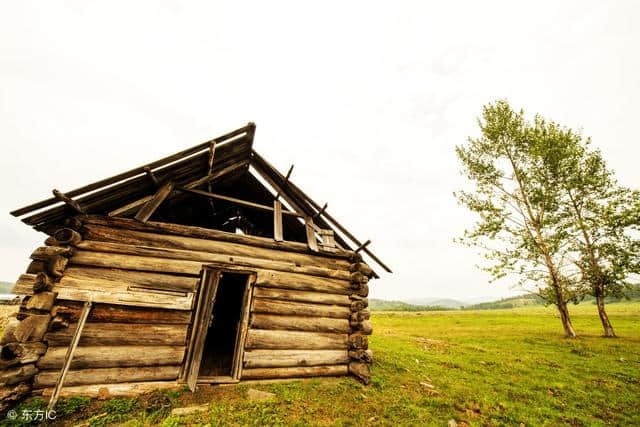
[[1, 1, 638, 302]]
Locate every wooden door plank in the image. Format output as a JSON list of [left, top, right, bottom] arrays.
[[232, 274, 255, 379], [47, 301, 92, 411]]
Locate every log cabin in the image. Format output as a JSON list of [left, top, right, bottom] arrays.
[[0, 123, 390, 411]]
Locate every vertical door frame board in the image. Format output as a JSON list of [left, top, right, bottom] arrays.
[[185, 270, 220, 391], [232, 273, 256, 380], [179, 269, 208, 382]]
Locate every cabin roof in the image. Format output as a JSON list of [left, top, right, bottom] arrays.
[[10, 124, 391, 274]]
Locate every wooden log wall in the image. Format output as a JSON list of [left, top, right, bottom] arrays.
[[74, 216, 374, 384], [0, 215, 374, 409], [0, 221, 80, 413], [243, 249, 374, 384]]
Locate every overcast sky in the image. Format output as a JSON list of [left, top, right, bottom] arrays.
[[1, 1, 638, 302]]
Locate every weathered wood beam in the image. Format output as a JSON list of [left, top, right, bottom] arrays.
[[62, 267, 198, 293], [250, 314, 350, 334], [108, 160, 248, 217], [52, 301, 192, 324], [44, 322, 188, 346], [34, 366, 180, 388], [245, 329, 348, 350], [37, 346, 186, 369], [305, 216, 319, 252], [176, 187, 303, 218], [40, 381, 181, 398], [241, 365, 347, 380], [48, 301, 91, 411], [243, 350, 349, 368], [252, 286, 351, 306], [256, 270, 352, 296], [134, 181, 175, 223], [273, 200, 283, 242], [252, 298, 351, 319], [274, 165, 294, 201]]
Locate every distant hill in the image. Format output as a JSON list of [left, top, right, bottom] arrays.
[[462, 286, 640, 310], [0, 282, 14, 294], [369, 299, 451, 312], [462, 294, 543, 310], [404, 298, 467, 308]]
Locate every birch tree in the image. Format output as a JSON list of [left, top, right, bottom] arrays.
[[456, 101, 580, 337], [555, 141, 640, 337]]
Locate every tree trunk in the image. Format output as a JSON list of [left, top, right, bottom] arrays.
[[596, 294, 616, 337], [556, 301, 577, 338]]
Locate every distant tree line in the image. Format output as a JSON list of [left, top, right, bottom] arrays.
[[456, 101, 639, 337], [369, 299, 451, 312]]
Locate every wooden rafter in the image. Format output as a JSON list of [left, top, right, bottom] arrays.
[[252, 150, 391, 274], [176, 187, 302, 218], [108, 161, 248, 217], [134, 181, 175, 222], [19, 131, 255, 230]]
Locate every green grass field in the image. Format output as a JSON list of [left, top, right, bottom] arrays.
[[4, 303, 640, 426]]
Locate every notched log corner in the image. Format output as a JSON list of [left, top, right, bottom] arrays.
[[349, 362, 371, 385]]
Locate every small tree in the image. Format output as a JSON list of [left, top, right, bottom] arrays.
[[556, 144, 640, 337], [455, 101, 581, 337]]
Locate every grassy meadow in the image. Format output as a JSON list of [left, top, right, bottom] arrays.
[[1, 302, 639, 426]]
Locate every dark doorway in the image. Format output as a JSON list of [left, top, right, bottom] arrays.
[[198, 272, 247, 377]]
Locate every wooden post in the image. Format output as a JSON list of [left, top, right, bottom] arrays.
[[305, 217, 318, 252], [206, 141, 217, 212], [273, 200, 283, 242], [274, 165, 294, 201], [47, 301, 92, 411]]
